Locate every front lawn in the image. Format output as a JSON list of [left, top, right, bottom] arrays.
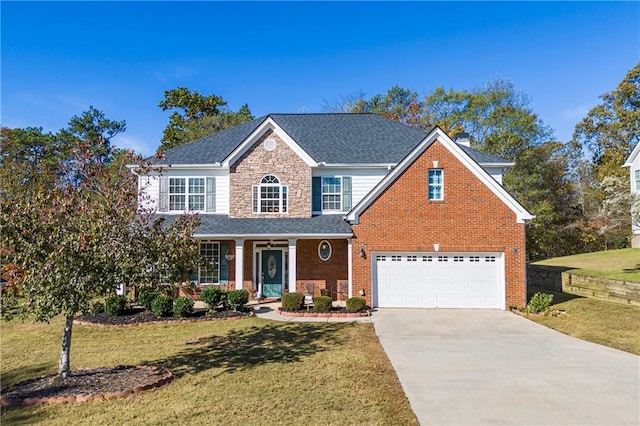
[[1, 317, 418, 425], [532, 248, 640, 282], [525, 289, 640, 356]]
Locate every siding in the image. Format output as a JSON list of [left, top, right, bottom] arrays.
[[140, 169, 230, 214], [312, 167, 388, 209]]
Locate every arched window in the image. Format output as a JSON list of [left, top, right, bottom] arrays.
[[252, 175, 288, 213]]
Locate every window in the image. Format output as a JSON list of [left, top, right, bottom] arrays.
[[428, 169, 443, 200], [312, 176, 352, 213], [318, 240, 332, 261], [199, 242, 220, 284], [160, 176, 214, 213], [252, 175, 288, 213], [635, 170, 640, 191]]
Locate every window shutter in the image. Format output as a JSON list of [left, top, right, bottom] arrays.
[[219, 242, 229, 284], [158, 177, 168, 212], [252, 185, 258, 213], [342, 176, 352, 212], [206, 177, 216, 212], [312, 177, 321, 213]]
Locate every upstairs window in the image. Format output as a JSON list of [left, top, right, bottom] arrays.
[[428, 169, 443, 201], [312, 176, 352, 213], [635, 170, 640, 191], [159, 176, 215, 213], [253, 175, 288, 214]]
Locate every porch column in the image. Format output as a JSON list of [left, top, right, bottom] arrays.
[[235, 239, 244, 290], [288, 239, 297, 293], [347, 238, 353, 298]]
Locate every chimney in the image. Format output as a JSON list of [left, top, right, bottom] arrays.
[[453, 132, 470, 147]]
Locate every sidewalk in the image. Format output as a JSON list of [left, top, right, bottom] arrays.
[[250, 301, 372, 323]]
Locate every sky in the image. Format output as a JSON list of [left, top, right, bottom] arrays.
[[2, 1, 639, 156]]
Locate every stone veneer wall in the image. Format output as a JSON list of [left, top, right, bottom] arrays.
[[229, 129, 311, 218]]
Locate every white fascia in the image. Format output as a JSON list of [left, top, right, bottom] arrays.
[[318, 163, 395, 169], [346, 127, 534, 225], [193, 233, 353, 239], [222, 117, 317, 168], [623, 142, 640, 167]]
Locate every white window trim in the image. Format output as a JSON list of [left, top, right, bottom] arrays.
[[252, 175, 288, 214], [169, 177, 207, 212], [428, 169, 444, 201], [199, 241, 220, 285], [322, 176, 343, 212]]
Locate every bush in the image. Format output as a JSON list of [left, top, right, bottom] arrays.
[[104, 295, 127, 316], [346, 297, 367, 313], [282, 292, 304, 310], [151, 295, 173, 317], [200, 286, 226, 310], [313, 296, 332, 313], [173, 296, 194, 317], [90, 300, 105, 315], [227, 289, 249, 311], [527, 292, 554, 314], [138, 288, 161, 309]]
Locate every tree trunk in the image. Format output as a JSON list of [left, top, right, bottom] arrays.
[[58, 313, 74, 378]]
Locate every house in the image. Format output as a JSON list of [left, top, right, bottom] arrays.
[[623, 143, 640, 248], [135, 113, 533, 309]]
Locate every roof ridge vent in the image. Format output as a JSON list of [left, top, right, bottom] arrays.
[[452, 132, 470, 147]]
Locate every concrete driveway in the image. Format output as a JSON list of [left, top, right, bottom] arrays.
[[373, 309, 640, 425]]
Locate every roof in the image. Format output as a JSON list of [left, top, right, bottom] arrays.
[[156, 214, 353, 238], [346, 127, 534, 224], [152, 113, 512, 167], [623, 142, 640, 167]]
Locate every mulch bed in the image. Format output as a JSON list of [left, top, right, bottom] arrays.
[[277, 307, 370, 318], [74, 307, 252, 326], [0, 365, 172, 407]]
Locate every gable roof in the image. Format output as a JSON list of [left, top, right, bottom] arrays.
[[151, 113, 512, 167], [346, 127, 534, 224], [623, 142, 640, 167]]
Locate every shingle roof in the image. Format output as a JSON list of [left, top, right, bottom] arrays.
[[156, 214, 353, 238], [152, 113, 511, 166]]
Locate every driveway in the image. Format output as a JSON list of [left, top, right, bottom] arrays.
[[373, 309, 640, 425]]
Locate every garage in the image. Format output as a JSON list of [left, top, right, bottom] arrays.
[[372, 252, 504, 308]]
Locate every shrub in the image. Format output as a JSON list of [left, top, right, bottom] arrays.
[[346, 297, 367, 313], [282, 292, 304, 310], [104, 295, 127, 316], [313, 296, 332, 313], [200, 286, 227, 310], [151, 295, 173, 317], [227, 289, 249, 311], [173, 296, 194, 317], [527, 292, 554, 314], [90, 300, 105, 315], [138, 288, 160, 309]]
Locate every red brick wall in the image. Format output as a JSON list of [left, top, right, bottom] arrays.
[[351, 139, 527, 308], [295, 239, 348, 299]]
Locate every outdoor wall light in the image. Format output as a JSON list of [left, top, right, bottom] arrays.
[[358, 289, 365, 296], [225, 251, 235, 261], [359, 247, 366, 258]]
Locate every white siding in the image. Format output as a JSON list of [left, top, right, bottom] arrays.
[[484, 167, 504, 184], [312, 167, 388, 208], [138, 168, 230, 214]]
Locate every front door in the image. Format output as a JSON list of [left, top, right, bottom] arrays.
[[262, 249, 283, 297]]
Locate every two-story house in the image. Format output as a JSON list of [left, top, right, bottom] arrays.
[[624, 143, 640, 248], [136, 113, 533, 309]]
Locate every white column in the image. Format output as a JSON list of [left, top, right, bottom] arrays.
[[288, 239, 297, 293], [235, 239, 244, 290], [347, 238, 353, 298]]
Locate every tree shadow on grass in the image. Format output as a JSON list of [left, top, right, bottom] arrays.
[[145, 321, 355, 379], [1, 363, 53, 388]]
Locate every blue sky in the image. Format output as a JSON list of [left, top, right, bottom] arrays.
[[2, 1, 639, 156]]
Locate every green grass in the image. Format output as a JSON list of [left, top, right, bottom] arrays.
[[1, 316, 418, 425], [526, 289, 640, 355], [532, 248, 640, 282]]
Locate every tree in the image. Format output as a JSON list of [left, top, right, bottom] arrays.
[[158, 87, 254, 152], [0, 109, 200, 378], [572, 62, 640, 183]]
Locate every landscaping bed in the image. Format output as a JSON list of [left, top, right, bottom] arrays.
[[75, 307, 251, 326], [277, 307, 370, 318], [0, 365, 172, 407]]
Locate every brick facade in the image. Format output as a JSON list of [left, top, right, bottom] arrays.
[[229, 129, 311, 218], [350, 139, 527, 308]]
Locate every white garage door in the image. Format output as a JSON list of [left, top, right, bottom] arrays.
[[373, 253, 504, 308]]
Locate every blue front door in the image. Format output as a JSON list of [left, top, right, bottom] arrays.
[[262, 250, 283, 298]]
